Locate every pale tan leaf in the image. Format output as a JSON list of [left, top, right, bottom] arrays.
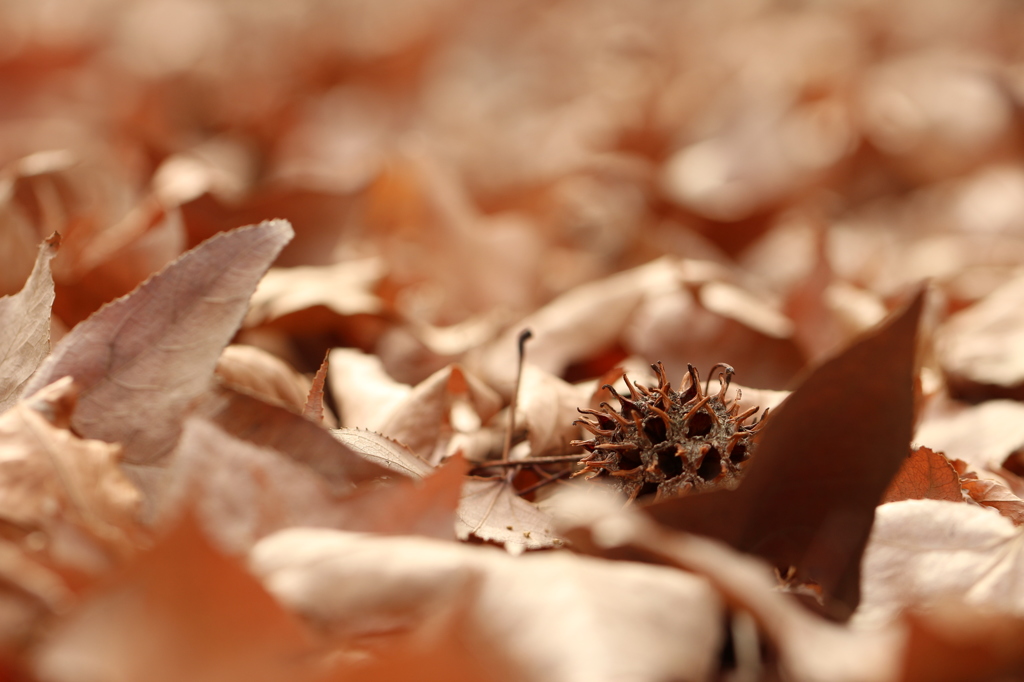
[[328, 347, 411, 428], [859, 499, 1024, 627], [455, 478, 564, 551], [330, 427, 434, 478], [0, 233, 58, 413], [22, 220, 294, 466], [938, 272, 1024, 400], [214, 344, 311, 413], [244, 258, 384, 327], [250, 527, 724, 682], [915, 400, 1024, 475], [516, 364, 592, 456]]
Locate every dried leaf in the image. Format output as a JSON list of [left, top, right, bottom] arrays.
[[35, 513, 316, 682], [960, 477, 1024, 525], [330, 427, 434, 478], [328, 348, 412, 428], [938, 272, 1024, 401], [455, 477, 564, 551], [0, 234, 58, 413], [915, 400, 1024, 475], [250, 527, 723, 682], [166, 419, 462, 551], [516, 364, 592, 456], [882, 446, 963, 504], [214, 344, 311, 414], [195, 384, 389, 494], [162, 418, 350, 553], [859, 499, 1024, 625], [244, 258, 384, 327], [22, 220, 294, 466], [302, 351, 330, 424], [647, 288, 925, 620], [0, 378, 141, 553]]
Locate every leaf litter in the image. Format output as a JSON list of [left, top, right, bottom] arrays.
[[5, 1, 1024, 680]]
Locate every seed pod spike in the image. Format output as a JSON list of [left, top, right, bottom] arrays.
[[682, 395, 711, 426], [598, 402, 631, 427], [574, 419, 615, 437], [603, 384, 641, 416], [647, 402, 672, 430], [631, 411, 648, 444], [651, 362, 672, 394], [622, 373, 642, 400], [688, 364, 703, 400], [732, 405, 759, 425], [728, 388, 744, 415], [594, 442, 640, 452], [705, 362, 735, 397]]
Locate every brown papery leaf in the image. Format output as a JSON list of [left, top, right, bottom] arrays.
[[250, 527, 723, 682], [455, 477, 564, 551], [647, 288, 925, 620], [303, 351, 330, 424], [0, 233, 58, 414], [882, 446, 963, 504], [35, 513, 317, 682], [960, 477, 1024, 525], [22, 220, 294, 467]]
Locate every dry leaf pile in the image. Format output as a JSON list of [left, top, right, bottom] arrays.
[[5, 1, 1024, 680]]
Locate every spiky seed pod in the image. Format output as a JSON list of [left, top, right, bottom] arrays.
[[571, 362, 768, 503]]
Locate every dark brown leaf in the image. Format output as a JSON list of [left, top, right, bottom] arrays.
[[646, 287, 925, 620]]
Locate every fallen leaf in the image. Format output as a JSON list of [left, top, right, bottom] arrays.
[[243, 258, 384, 327], [250, 526, 724, 682], [35, 513, 317, 682], [330, 427, 434, 478], [22, 220, 294, 466], [346, 362, 501, 465], [515, 364, 592, 456], [455, 477, 564, 551], [646, 288, 925, 620], [165, 419, 463, 551], [553, 486, 903, 682], [882, 446, 963, 504], [195, 384, 389, 494], [0, 233, 58, 413], [0, 378, 141, 554], [915, 400, 1024, 475], [303, 351, 330, 424], [937, 271, 1024, 401], [858, 499, 1024, 626], [959, 476, 1024, 525], [328, 348, 413, 428], [214, 344, 311, 413]]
